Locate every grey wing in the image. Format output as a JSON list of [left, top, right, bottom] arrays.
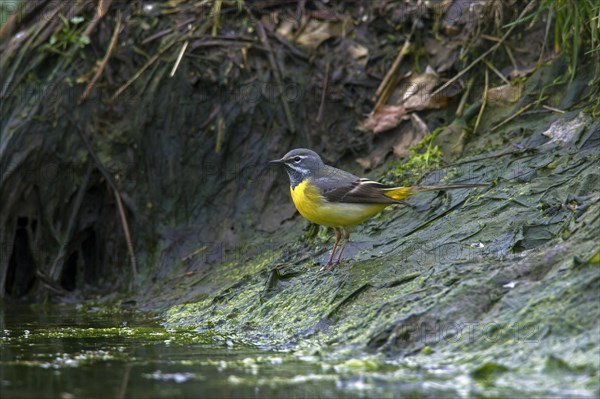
[[313, 165, 400, 204]]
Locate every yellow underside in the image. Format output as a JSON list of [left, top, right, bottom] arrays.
[[290, 180, 392, 227]]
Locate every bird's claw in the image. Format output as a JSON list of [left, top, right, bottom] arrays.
[[319, 261, 343, 272]]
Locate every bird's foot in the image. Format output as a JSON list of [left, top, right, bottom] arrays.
[[319, 262, 336, 272], [320, 260, 347, 272]]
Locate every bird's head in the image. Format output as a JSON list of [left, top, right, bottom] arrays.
[[270, 148, 325, 187]]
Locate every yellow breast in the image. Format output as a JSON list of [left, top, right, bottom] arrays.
[[290, 180, 390, 228]]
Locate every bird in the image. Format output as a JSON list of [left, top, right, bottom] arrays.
[[270, 148, 487, 271]]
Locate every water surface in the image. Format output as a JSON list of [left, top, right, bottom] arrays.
[[0, 304, 424, 399]]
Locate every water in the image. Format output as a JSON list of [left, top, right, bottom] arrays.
[[0, 304, 392, 399], [2, 304, 594, 399]]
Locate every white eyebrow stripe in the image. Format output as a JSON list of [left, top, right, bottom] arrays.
[[288, 155, 307, 160]]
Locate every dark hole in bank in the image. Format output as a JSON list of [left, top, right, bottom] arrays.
[[4, 181, 123, 298], [60, 228, 100, 291], [6, 217, 37, 298]]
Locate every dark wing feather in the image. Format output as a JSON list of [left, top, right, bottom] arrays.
[[313, 166, 400, 204]]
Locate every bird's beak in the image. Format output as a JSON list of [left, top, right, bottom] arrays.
[[269, 158, 284, 165]]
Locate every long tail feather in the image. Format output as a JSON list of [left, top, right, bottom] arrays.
[[383, 183, 488, 201]]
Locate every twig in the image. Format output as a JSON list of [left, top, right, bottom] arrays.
[[373, 20, 416, 111], [456, 78, 474, 117], [0, 0, 49, 43], [1, 5, 59, 97], [211, 0, 222, 36], [82, 0, 114, 38], [48, 161, 93, 281], [72, 119, 138, 276], [473, 69, 488, 134], [538, 6, 553, 64], [114, 191, 137, 275], [292, 10, 311, 41], [110, 41, 177, 102], [36, 270, 69, 294], [504, 43, 517, 70], [542, 104, 565, 114], [482, 58, 509, 85], [271, 32, 308, 60], [295, 0, 307, 29], [432, 0, 536, 96], [141, 17, 195, 44], [317, 61, 330, 123], [255, 21, 296, 133], [491, 102, 534, 131], [79, 12, 121, 105], [170, 40, 189, 77]]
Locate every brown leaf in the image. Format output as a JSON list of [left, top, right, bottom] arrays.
[[395, 66, 441, 111], [361, 66, 446, 134], [487, 83, 523, 107], [348, 42, 369, 67], [276, 19, 296, 40], [296, 19, 339, 49], [359, 105, 408, 134], [393, 114, 429, 158]]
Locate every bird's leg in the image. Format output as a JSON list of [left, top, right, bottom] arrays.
[[334, 228, 350, 266], [321, 228, 340, 271]]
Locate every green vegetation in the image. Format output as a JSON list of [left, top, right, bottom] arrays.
[[382, 130, 444, 186], [519, 0, 600, 83], [43, 15, 90, 54]]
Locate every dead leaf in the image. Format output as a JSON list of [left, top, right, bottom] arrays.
[[359, 105, 408, 134], [296, 19, 335, 49], [292, 16, 349, 49], [361, 66, 446, 134], [508, 66, 535, 80], [276, 19, 295, 39], [357, 114, 430, 169], [396, 66, 441, 110], [393, 114, 429, 158], [348, 42, 369, 67], [487, 83, 523, 107]]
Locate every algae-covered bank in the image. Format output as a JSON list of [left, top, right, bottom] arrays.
[[1, 1, 599, 398]]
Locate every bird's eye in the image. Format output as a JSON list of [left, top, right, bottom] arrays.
[[293, 156, 302, 163]]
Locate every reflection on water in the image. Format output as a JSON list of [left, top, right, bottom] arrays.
[[0, 304, 350, 399], [1, 304, 431, 399], [3, 304, 591, 399]]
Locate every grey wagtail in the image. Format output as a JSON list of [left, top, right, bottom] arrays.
[[270, 148, 487, 271]]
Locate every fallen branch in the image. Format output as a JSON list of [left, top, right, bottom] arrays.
[[79, 11, 121, 105], [371, 20, 417, 113], [72, 118, 138, 277], [48, 161, 93, 281], [82, 0, 114, 38]]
